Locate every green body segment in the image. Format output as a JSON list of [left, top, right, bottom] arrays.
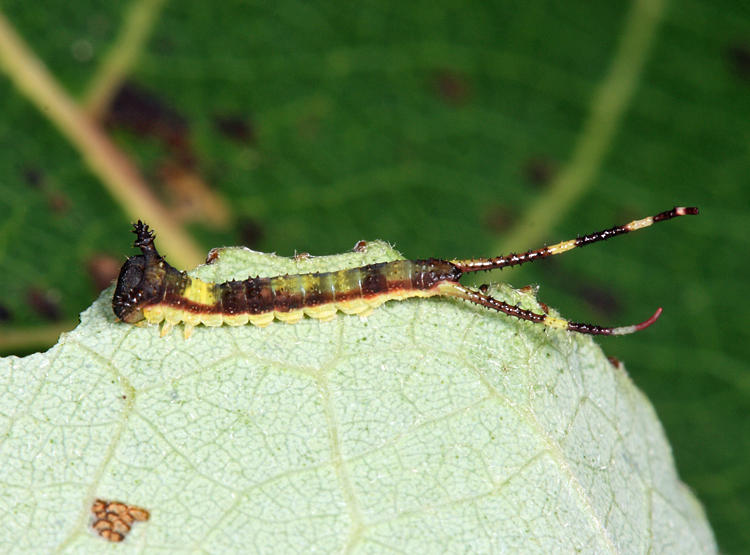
[[247, 259, 454, 315], [129, 258, 460, 332]]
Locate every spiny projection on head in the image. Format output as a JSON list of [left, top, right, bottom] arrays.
[[113, 207, 698, 339]]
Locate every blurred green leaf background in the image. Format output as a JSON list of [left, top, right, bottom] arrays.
[[0, 1, 747, 551]]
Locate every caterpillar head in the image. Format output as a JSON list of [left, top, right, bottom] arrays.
[[112, 221, 167, 323], [113, 256, 148, 322]]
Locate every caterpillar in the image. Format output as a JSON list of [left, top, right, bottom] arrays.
[[113, 207, 698, 339]]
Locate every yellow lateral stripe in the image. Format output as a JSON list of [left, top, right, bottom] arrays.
[[543, 315, 569, 329], [143, 287, 441, 335], [625, 216, 654, 231], [547, 239, 577, 255]]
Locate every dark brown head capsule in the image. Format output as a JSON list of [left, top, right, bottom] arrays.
[[112, 222, 168, 323]]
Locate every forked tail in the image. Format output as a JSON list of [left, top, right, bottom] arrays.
[[450, 207, 698, 272], [444, 207, 698, 335]]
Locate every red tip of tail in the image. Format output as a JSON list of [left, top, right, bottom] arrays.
[[633, 307, 662, 332]]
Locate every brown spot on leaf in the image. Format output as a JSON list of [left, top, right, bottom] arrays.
[[27, 288, 61, 321], [483, 205, 517, 233], [579, 284, 621, 318], [20, 167, 70, 213], [352, 240, 368, 253], [105, 82, 232, 227], [432, 69, 471, 106], [214, 115, 255, 145], [726, 42, 750, 81], [294, 252, 312, 261], [46, 190, 71, 214], [523, 156, 557, 187], [539, 260, 621, 318], [106, 81, 190, 158], [91, 499, 149, 543], [158, 161, 230, 228], [22, 166, 44, 188], [87, 255, 121, 291], [607, 356, 622, 369], [239, 218, 264, 248]]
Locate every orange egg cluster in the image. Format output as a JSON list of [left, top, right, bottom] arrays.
[[91, 499, 150, 543]]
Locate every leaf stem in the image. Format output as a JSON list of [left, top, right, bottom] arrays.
[[496, 0, 667, 253], [82, 0, 169, 118], [0, 10, 203, 269]]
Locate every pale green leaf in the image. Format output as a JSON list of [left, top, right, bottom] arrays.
[[0, 242, 716, 552]]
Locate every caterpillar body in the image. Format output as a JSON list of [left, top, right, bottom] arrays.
[[113, 207, 697, 339]]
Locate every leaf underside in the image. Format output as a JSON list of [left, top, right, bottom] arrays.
[[0, 242, 715, 552]]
